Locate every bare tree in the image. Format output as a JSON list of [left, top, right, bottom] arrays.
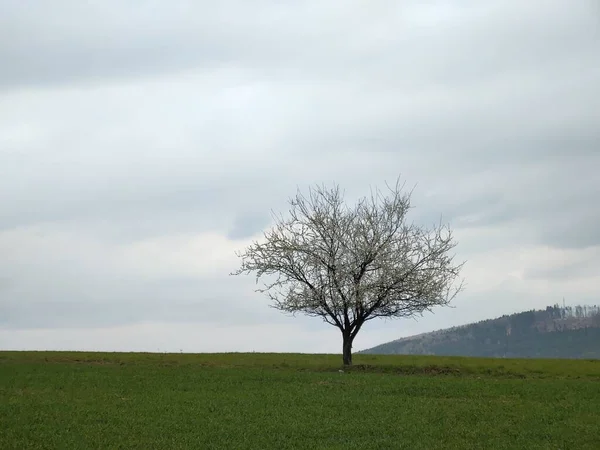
[[231, 179, 464, 365]]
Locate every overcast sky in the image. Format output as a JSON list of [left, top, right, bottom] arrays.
[[1, 0, 599, 354]]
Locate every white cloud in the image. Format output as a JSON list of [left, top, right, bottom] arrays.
[[0, 321, 340, 354], [116, 232, 255, 279]]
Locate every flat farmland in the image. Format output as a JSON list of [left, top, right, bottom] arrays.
[[1, 352, 599, 449]]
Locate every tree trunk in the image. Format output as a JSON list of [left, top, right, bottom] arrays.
[[342, 333, 353, 366]]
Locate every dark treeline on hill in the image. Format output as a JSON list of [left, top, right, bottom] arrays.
[[360, 304, 600, 359]]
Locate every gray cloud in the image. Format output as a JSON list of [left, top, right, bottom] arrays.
[[227, 212, 271, 240], [0, 0, 599, 351], [524, 257, 599, 282], [1, 2, 597, 90]]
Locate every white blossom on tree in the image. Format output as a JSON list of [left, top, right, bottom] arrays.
[[232, 179, 464, 365]]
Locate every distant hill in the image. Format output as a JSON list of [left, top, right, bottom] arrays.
[[360, 304, 600, 359]]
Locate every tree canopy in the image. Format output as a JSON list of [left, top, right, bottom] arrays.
[[232, 179, 464, 365]]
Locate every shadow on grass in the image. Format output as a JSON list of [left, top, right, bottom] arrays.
[[1, 351, 598, 380]]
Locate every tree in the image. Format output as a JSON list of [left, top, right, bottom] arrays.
[[231, 179, 464, 365]]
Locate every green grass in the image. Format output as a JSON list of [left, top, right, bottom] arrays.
[[1, 352, 599, 449]]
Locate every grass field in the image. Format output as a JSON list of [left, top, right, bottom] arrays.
[[1, 352, 599, 449]]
